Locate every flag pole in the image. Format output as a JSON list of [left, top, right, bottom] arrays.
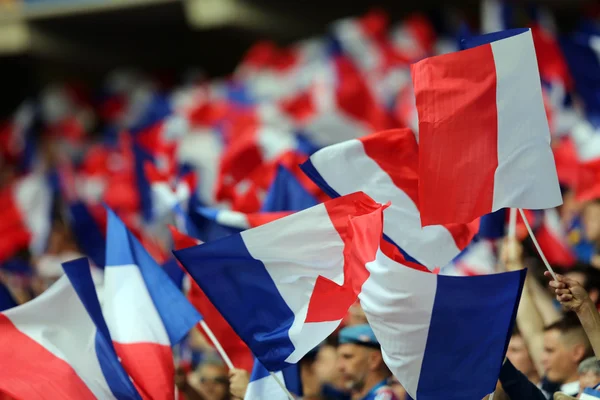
[[199, 320, 235, 370], [518, 208, 558, 281], [269, 372, 296, 400]]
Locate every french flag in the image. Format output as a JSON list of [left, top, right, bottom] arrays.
[[169, 226, 255, 372], [300, 128, 478, 269], [174, 192, 386, 370], [261, 164, 320, 212], [245, 357, 302, 400], [412, 28, 562, 226], [0, 173, 52, 263], [356, 246, 526, 399], [442, 238, 497, 277], [104, 208, 202, 398], [196, 208, 292, 231], [0, 259, 140, 399], [535, 208, 576, 267]]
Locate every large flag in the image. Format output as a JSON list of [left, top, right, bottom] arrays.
[[355, 244, 526, 399], [174, 192, 385, 371], [300, 128, 478, 269], [104, 208, 202, 398], [0, 259, 140, 399], [411, 28, 562, 226], [245, 357, 302, 400]]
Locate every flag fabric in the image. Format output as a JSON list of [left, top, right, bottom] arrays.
[[169, 226, 255, 372], [0, 282, 17, 312], [412, 28, 562, 226], [173, 192, 386, 371], [535, 208, 576, 267], [356, 246, 526, 400], [261, 164, 320, 212], [0, 260, 140, 400], [0, 173, 52, 263], [300, 128, 478, 269], [244, 357, 302, 400], [104, 208, 202, 398], [196, 208, 292, 231], [442, 238, 497, 277], [581, 387, 600, 399]]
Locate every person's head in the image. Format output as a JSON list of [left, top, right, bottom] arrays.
[[506, 326, 537, 380], [582, 199, 600, 243], [578, 357, 600, 391], [187, 358, 229, 400], [336, 324, 389, 393], [542, 314, 593, 383]]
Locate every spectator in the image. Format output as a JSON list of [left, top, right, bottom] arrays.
[[541, 314, 593, 396], [507, 327, 541, 385], [188, 358, 231, 400], [581, 200, 600, 270], [336, 324, 398, 400], [578, 357, 600, 392]]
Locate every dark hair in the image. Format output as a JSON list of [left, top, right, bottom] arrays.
[[544, 312, 582, 333]]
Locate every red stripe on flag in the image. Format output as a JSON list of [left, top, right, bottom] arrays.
[[412, 44, 498, 226], [0, 314, 97, 400]]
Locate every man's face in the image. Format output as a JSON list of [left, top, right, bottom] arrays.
[[579, 370, 600, 391], [582, 202, 600, 243], [192, 364, 229, 400], [542, 329, 578, 383], [506, 334, 535, 377], [337, 343, 370, 392]]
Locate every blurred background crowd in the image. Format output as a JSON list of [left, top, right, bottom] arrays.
[[1, 0, 600, 399]]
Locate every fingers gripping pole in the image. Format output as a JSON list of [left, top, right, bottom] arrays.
[[518, 208, 558, 281]]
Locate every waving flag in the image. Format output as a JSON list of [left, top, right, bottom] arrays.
[[104, 208, 202, 398], [261, 165, 320, 212], [0, 261, 140, 400], [245, 357, 302, 400], [169, 226, 255, 372], [356, 247, 526, 400], [0, 173, 52, 263], [301, 128, 478, 269], [196, 208, 292, 232], [174, 192, 385, 371], [412, 28, 561, 226]]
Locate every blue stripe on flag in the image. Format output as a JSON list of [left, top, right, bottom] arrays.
[[173, 233, 297, 371]]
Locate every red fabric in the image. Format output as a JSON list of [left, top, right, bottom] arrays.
[[305, 192, 385, 322], [530, 25, 573, 90], [575, 159, 600, 202], [113, 342, 174, 400], [170, 227, 254, 373], [412, 44, 498, 226], [0, 314, 96, 399], [553, 137, 580, 189], [0, 185, 31, 263], [245, 212, 292, 228]]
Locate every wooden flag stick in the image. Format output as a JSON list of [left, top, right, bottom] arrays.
[[518, 208, 558, 281]]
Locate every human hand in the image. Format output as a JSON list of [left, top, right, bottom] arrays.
[[229, 368, 250, 399], [546, 272, 592, 313]]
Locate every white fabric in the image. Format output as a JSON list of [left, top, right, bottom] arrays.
[[309, 138, 461, 268], [14, 173, 52, 256], [490, 30, 562, 211], [359, 249, 437, 398], [244, 371, 288, 400], [215, 211, 251, 230], [241, 203, 345, 363], [4, 276, 117, 399], [102, 264, 170, 345]]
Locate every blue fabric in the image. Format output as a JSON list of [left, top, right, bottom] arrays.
[[0, 282, 17, 312], [559, 27, 600, 126], [416, 269, 526, 399], [478, 209, 507, 239], [1, 259, 33, 275], [461, 28, 530, 50], [583, 387, 600, 398], [106, 208, 202, 344], [62, 257, 142, 399], [300, 158, 422, 265], [132, 144, 154, 223], [129, 93, 172, 134], [68, 201, 106, 268], [499, 358, 547, 400], [339, 324, 378, 346], [261, 165, 318, 212], [162, 258, 185, 290], [173, 233, 297, 371], [248, 357, 303, 398]]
